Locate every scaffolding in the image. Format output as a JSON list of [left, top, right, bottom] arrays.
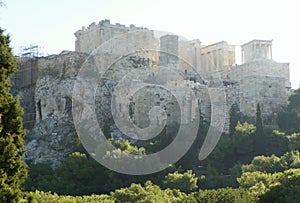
[[21, 45, 39, 57], [12, 45, 39, 88], [11, 45, 40, 129]]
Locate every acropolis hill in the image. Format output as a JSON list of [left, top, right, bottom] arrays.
[[12, 19, 291, 166]]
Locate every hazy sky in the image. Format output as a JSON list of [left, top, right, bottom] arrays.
[[1, 0, 299, 88]]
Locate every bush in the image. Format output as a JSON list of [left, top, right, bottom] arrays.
[[186, 188, 257, 203], [259, 169, 300, 203], [25, 190, 113, 203], [162, 170, 198, 193]]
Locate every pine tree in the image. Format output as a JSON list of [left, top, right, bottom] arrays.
[[229, 103, 241, 136], [254, 103, 264, 155], [255, 104, 264, 135], [0, 28, 28, 201]]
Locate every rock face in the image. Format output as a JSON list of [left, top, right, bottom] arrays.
[[12, 20, 292, 167], [18, 50, 162, 167], [20, 52, 88, 167]]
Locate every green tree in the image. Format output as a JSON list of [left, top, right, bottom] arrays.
[[109, 138, 146, 156], [280, 150, 300, 169], [200, 134, 234, 175], [278, 88, 300, 133], [54, 152, 109, 195], [162, 170, 198, 193], [200, 122, 256, 175], [241, 151, 300, 175], [255, 104, 263, 135], [177, 108, 209, 169], [111, 181, 186, 203], [231, 122, 256, 164], [237, 171, 274, 196], [242, 155, 285, 173], [23, 162, 56, 192], [286, 133, 300, 151], [262, 130, 288, 156], [254, 104, 265, 155], [238, 169, 300, 203], [186, 188, 257, 203], [229, 103, 241, 136], [259, 169, 300, 203], [0, 28, 28, 201]]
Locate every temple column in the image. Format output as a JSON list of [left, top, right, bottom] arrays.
[[208, 52, 211, 71], [251, 44, 254, 60], [259, 42, 262, 59], [241, 49, 244, 64], [216, 49, 220, 69]]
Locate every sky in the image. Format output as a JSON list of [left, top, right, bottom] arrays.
[[1, 0, 299, 88]]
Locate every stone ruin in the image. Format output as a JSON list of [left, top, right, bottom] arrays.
[[73, 20, 290, 126], [11, 19, 291, 166]]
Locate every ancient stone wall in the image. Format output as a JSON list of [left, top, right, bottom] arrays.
[[159, 35, 179, 67], [229, 60, 290, 87], [238, 76, 286, 118], [228, 58, 290, 120], [74, 19, 158, 56]]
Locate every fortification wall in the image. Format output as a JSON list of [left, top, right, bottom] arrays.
[[238, 76, 287, 120], [227, 59, 290, 119], [229, 60, 290, 88], [159, 35, 179, 67], [74, 19, 158, 55]]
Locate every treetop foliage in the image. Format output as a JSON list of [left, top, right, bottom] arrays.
[[0, 28, 28, 202]]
